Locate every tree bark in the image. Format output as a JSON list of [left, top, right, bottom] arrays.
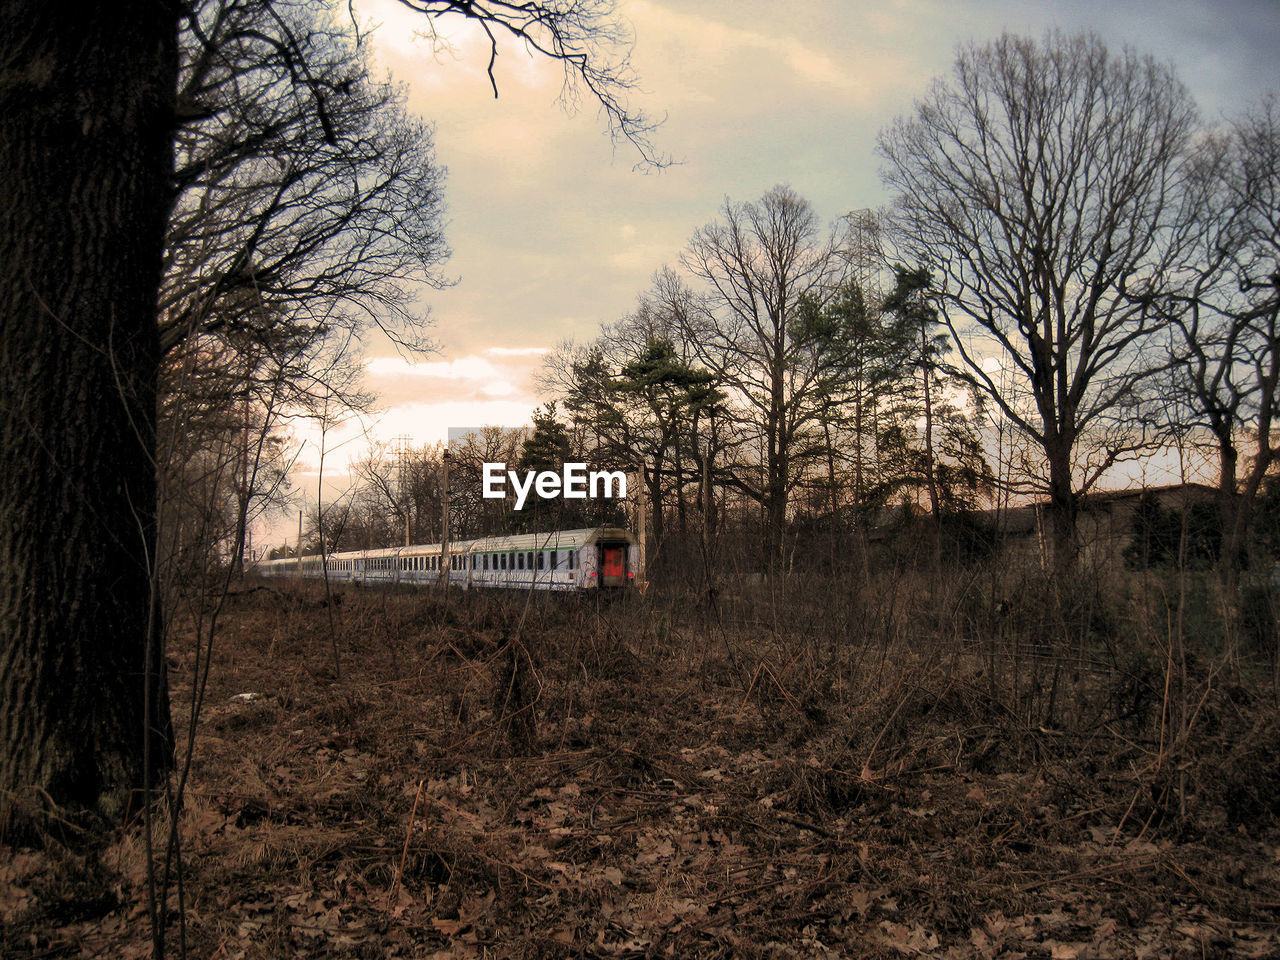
[[0, 2, 177, 827], [646, 455, 664, 560], [1216, 438, 1244, 591], [1045, 440, 1078, 572]]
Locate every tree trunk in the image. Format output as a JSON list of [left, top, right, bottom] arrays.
[[1045, 441, 1078, 571], [0, 2, 177, 828], [646, 455, 664, 560], [1216, 439, 1243, 592], [920, 327, 940, 522]]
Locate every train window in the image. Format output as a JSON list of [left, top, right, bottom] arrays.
[[537, 552, 545, 570], [569, 551, 575, 570], [483, 554, 489, 571], [517, 553, 524, 570]]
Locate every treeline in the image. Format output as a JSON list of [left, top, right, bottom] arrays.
[[531, 204, 993, 575], [196, 25, 1280, 593], [530, 33, 1280, 585]]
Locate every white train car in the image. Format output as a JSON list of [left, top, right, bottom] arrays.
[[255, 526, 639, 593]]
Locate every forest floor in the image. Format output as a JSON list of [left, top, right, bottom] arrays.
[[3, 580, 1280, 958]]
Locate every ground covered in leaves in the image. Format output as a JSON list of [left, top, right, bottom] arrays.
[[4, 579, 1280, 957]]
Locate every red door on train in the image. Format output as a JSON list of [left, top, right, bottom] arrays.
[[600, 544, 626, 587]]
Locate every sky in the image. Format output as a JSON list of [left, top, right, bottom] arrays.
[[259, 0, 1280, 547]]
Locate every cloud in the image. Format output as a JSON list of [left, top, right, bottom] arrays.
[[486, 346, 551, 357]]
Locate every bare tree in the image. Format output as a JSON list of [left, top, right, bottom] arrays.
[[1168, 96, 1280, 588], [681, 185, 838, 567], [878, 32, 1198, 566], [162, 0, 450, 358]]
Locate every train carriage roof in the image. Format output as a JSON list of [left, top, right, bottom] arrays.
[[260, 527, 634, 566], [465, 527, 634, 554]]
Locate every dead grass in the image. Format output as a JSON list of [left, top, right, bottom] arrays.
[[3, 574, 1279, 958]]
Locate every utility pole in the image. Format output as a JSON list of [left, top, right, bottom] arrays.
[[296, 509, 303, 578], [440, 448, 450, 591], [393, 434, 412, 546]]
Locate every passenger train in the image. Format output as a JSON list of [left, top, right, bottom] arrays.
[[255, 527, 640, 592]]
